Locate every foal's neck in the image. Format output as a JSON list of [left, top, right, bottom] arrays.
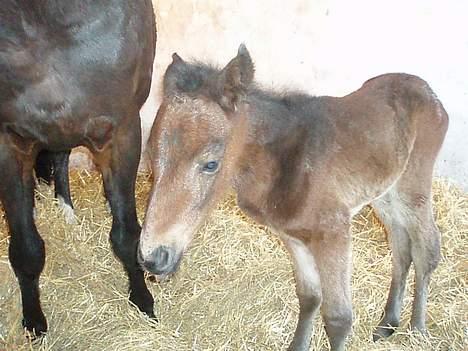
[[232, 88, 325, 220], [243, 87, 324, 149]]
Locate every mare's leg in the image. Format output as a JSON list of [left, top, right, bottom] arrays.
[[283, 236, 322, 351], [371, 189, 412, 340], [0, 142, 47, 336], [92, 117, 154, 317], [309, 229, 353, 351], [34, 149, 75, 223], [52, 150, 76, 224], [35, 150, 53, 185]]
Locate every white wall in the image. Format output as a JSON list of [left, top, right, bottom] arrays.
[[137, 0, 467, 189]]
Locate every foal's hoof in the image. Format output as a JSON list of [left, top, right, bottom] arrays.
[[410, 322, 427, 336], [22, 316, 48, 339], [372, 324, 396, 342]]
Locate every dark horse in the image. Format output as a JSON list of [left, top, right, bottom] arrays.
[[0, 0, 156, 336], [138, 45, 448, 350]]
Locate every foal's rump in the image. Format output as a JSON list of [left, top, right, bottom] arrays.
[[325, 73, 448, 210]]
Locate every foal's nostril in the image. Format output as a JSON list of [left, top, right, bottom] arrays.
[[140, 245, 174, 275], [153, 246, 170, 268]]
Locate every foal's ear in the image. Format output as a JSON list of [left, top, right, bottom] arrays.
[[163, 53, 202, 95], [171, 53, 184, 64], [216, 44, 255, 112]]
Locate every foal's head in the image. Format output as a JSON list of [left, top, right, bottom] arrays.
[[139, 45, 254, 276]]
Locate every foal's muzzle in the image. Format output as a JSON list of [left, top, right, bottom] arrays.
[[137, 245, 181, 276]]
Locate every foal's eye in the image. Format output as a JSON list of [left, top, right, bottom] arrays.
[[202, 161, 219, 173]]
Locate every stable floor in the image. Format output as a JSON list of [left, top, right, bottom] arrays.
[[0, 171, 466, 350]]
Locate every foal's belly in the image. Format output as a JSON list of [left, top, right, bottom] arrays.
[[334, 156, 411, 218]]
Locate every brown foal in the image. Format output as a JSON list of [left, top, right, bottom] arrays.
[[138, 45, 448, 350]]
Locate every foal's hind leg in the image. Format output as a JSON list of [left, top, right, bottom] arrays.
[[371, 189, 412, 340], [372, 103, 444, 340], [407, 198, 440, 332], [0, 143, 47, 336], [372, 184, 440, 339], [92, 116, 154, 318]]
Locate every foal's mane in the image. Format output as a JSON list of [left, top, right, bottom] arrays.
[[163, 58, 316, 115]]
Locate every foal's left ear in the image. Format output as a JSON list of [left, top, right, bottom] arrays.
[[164, 52, 202, 95], [216, 44, 255, 112]]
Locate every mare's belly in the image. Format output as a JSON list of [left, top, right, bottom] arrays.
[[1, 67, 121, 151]]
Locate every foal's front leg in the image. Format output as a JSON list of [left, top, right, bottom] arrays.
[[282, 235, 322, 351], [93, 118, 154, 318], [0, 143, 47, 336], [310, 232, 353, 351]]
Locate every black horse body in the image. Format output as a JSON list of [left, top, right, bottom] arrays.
[[0, 0, 156, 335]]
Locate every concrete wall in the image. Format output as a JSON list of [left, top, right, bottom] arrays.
[[136, 0, 467, 189]]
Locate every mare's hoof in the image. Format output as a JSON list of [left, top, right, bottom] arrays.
[[147, 274, 157, 283], [22, 316, 48, 339], [57, 196, 77, 224], [129, 289, 157, 321], [145, 310, 157, 320]]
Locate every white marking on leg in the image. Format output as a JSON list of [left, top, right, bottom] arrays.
[[58, 195, 77, 224], [285, 236, 321, 296], [281, 234, 322, 351]]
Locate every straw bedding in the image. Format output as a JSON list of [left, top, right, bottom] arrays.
[[0, 170, 466, 350]]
